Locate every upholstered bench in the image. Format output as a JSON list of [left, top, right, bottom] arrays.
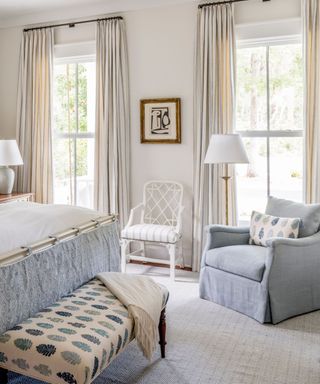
[[0, 278, 168, 384]]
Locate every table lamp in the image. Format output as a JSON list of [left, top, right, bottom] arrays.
[[0, 140, 23, 194], [204, 134, 249, 225]]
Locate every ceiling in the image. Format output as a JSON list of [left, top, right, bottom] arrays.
[[0, 0, 197, 28]]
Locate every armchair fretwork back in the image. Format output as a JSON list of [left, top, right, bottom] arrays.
[[142, 181, 183, 227]]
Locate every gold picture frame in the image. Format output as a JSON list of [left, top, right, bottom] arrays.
[[140, 98, 181, 144]]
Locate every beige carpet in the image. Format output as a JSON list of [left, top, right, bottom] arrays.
[[12, 265, 320, 384], [100, 265, 320, 384]]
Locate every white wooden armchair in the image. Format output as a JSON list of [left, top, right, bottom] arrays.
[[121, 180, 184, 280]]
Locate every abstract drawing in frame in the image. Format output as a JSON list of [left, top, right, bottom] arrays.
[[140, 98, 181, 144]]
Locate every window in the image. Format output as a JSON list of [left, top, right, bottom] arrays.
[[236, 39, 303, 222], [53, 57, 96, 209]]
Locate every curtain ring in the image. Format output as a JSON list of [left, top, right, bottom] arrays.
[[49, 235, 60, 245], [72, 227, 81, 235], [21, 246, 33, 257], [91, 219, 101, 228]]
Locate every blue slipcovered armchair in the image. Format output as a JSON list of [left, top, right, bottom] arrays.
[[199, 196, 320, 324]]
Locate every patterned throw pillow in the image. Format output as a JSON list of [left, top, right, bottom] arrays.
[[249, 211, 300, 247]]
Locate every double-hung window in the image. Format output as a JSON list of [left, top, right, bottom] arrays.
[[53, 56, 96, 209], [236, 38, 303, 222]]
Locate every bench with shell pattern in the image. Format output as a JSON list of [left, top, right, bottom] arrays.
[[0, 278, 168, 384]]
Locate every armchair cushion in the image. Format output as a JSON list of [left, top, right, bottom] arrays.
[[266, 196, 320, 238], [204, 245, 266, 282], [121, 224, 180, 244]]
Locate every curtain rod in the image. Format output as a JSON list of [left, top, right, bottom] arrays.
[[24, 16, 123, 32], [199, 0, 270, 8]]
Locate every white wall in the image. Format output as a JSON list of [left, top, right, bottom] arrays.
[[0, 0, 301, 267], [126, 5, 196, 264], [0, 27, 21, 139], [235, 0, 300, 24], [54, 3, 196, 265], [235, 0, 301, 40]]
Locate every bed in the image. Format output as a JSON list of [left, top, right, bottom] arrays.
[[0, 202, 120, 334]]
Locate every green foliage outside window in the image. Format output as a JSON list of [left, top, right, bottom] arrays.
[[53, 63, 89, 180], [53, 60, 95, 207]]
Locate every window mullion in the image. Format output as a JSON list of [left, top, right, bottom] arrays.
[[266, 45, 271, 197], [55, 132, 94, 139], [74, 63, 79, 206], [238, 130, 303, 138]]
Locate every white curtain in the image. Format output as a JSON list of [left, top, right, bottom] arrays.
[[95, 19, 130, 228], [16, 28, 54, 203], [303, 0, 320, 203], [193, 4, 237, 271]]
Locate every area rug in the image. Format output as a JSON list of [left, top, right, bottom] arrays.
[[8, 266, 320, 384]]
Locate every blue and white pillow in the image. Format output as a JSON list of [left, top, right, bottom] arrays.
[[249, 211, 300, 247]]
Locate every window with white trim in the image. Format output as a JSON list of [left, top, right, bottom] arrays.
[[53, 56, 96, 209], [236, 38, 303, 222]]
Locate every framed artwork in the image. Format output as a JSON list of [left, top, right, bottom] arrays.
[[140, 98, 181, 144]]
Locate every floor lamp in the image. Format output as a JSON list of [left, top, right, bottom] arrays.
[[204, 134, 249, 225]]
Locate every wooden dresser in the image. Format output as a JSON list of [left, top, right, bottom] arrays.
[[0, 192, 34, 204]]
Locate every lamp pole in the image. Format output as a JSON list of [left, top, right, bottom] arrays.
[[222, 164, 231, 225]]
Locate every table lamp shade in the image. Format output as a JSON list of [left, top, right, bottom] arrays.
[[204, 134, 249, 164], [0, 140, 23, 166]]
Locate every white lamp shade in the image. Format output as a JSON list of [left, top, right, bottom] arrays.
[[0, 140, 23, 166], [204, 134, 249, 164]]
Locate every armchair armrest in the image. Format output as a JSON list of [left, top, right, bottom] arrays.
[[266, 231, 320, 248], [265, 231, 320, 281], [265, 231, 320, 324], [125, 203, 144, 228], [205, 225, 250, 251]]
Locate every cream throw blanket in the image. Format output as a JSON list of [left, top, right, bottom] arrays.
[[97, 272, 163, 360]]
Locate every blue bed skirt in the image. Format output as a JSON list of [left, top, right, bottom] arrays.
[[0, 221, 120, 334]]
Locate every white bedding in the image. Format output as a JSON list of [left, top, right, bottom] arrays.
[[0, 202, 101, 255]]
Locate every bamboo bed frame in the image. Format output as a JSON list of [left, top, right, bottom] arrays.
[[0, 214, 117, 266]]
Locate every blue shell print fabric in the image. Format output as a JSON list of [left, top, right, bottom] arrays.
[[249, 210, 300, 247], [0, 279, 134, 384]]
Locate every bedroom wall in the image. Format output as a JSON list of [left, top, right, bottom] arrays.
[[125, 5, 196, 264], [0, 0, 301, 267], [56, 4, 196, 265], [0, 27, 21, 139]]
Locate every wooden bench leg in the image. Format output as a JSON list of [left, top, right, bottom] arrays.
[[158, 307, 167, 358], [0, 368, 8, 383]]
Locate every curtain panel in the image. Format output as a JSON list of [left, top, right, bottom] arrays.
[[16, 28, 54, 203], [193, 4, 237, 271], [95, 19, 130, 228], [303, 0, 320, 203]]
